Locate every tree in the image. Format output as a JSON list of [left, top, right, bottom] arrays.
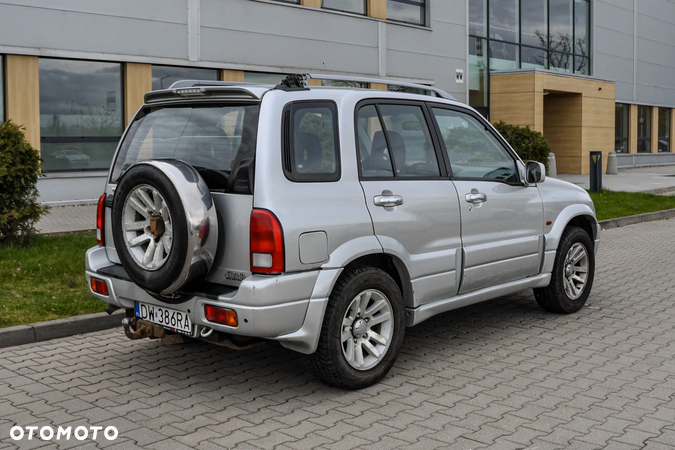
[[493, 121, 551, 173], [0, 121, 49, 244]]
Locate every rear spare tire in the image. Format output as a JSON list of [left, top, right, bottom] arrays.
[[112, 160, 218, 296]]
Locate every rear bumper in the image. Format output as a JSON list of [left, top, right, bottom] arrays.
[[85, 246, 337, 352]]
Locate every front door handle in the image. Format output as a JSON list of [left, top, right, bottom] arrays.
[[374, 195, 404, 207], [465, 193, 487, 204]]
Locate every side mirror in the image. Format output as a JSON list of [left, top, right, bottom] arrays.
[[525, 161, 545, 184]]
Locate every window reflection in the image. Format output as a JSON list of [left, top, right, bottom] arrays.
[[469, 0, 487, 37], [637, 106, 651, 153], [489, 41, 519, 70], [322, 0, 366, 15], [387, 0, 425, 26], [550, 0, 573, 54], [152, 65, 218, 91], [615, 103, 629, 154], [574, 0, 589, 56], [243, 71, 287, 85], [520, 0, 546, 47], [469, 37, 488, 108], [489, 0, 518, 43], [39, 58, 123, 171]]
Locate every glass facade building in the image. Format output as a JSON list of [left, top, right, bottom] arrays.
[[469, 0, 590, 113]]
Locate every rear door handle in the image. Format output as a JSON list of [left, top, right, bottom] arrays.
[[465, 193, 487, 204], [374, 195, 404, 207]]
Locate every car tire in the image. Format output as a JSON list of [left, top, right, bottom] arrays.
[[308, 266, 406, 390], [112, 161, 218, 296], [534, 226, 595, 314]]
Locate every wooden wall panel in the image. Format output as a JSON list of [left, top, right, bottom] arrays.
[[221, 69, 244, 82], [300, 0, 321, 7], [651, 106, 659, 153], [124, 63, 152, 125], [5, 55, 40, 150], [368, 0, 386, 19], [629, 104, 638, 154]]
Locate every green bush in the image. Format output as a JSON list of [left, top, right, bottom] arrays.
[[0, 121, 48, 244], [493, 121, 551, 172]]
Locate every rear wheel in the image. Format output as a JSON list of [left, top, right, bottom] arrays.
[[534, 226, 595, 314], [308, 266, 405, 389]]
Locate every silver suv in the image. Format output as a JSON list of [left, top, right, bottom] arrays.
[[86, 74, 599, 389]]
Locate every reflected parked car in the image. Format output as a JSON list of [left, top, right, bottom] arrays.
[[52, 149, 91, 168]]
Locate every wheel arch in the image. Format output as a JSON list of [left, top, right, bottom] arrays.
[[343, 253, 413, 309], [545, 204, 599, 252]]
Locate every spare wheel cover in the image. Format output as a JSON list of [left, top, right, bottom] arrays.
[[112, 160, 218, 295]]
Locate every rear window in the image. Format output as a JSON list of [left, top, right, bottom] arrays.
[[110, 103, 260, 192]]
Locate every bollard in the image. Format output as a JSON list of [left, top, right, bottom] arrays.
[[547, 153, 557, 178], [589, 151, 602, 192], [606, 151, 618, 175]]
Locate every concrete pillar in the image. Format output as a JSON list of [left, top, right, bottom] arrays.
[[547, 153, 557, 177], [606, 151, 618, 175]]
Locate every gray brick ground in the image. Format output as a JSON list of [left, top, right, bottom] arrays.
[[2, 219, 675, 449]]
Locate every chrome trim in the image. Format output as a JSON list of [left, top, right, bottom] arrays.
[[306, 73, 456, 100]]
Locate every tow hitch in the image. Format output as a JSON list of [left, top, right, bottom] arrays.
[[121, 317, 187, 345]]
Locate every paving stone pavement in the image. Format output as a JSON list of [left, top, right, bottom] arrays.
[[35, 205, 96, 235], [1, 219, 674, 449]]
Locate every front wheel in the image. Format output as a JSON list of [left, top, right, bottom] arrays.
[[534, 226, 595, 314], [308, 266, 406, 389]]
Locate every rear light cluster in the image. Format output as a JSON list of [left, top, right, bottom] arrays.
[[90, 277, 109, 296], [204, 305, 238, 327], [250, 209, 284, 274], [96, 194, 106, 246]]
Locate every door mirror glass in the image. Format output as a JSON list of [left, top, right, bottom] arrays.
[[526, 161, 545, 184]]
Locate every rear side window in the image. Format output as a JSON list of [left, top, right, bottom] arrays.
[[110, 103, 260, 192], [283, 101, 340, 182]]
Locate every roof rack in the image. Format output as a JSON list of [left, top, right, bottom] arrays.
[[164, 75, 456, 101], [168, 79, 265, 89], [305, 73, 456, 101]]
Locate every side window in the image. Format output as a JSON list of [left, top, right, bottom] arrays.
[[431, 107, 518, 182], [283, 101, 340, 182], [357, 103, 441, 178]]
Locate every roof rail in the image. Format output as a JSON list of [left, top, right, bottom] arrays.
[[306, 73, 456, 101], [168, 79, 265, 89]]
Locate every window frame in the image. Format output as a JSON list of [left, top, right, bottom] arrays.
[[386, 0, 427, 27], [426, 102, 524, 186], [614, 103, 630, 154], [322, 0, 367, 16], [281, 100, 341, 183], [354, 99, 448, 181]]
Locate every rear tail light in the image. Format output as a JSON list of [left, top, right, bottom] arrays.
[[250, 209, 284, 274], [204, 305, 238, 327], [90, 277, 109, 296], [96, 194, 106, 246]]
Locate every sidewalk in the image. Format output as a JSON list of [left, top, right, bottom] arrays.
[[34, 165, 675, 235]]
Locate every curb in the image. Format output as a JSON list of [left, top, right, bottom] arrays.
[[599, 208, 675, 230], [0, 310, 125, 349]]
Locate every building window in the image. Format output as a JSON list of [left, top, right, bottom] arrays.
[[469, 37, 489, 112], [322, 0, 366, 15], [387, 0, 426, 26], [0, 55, 4, 123], [467, 0, 591, 111], [615, 103, 629, 154], [637, 106, 651, 153], [658, 108, 671, 153], [274, 0, 300, 3], [152, 65, 219, 91], [244, 71, 287, 85], [39, 58, 124, 172]]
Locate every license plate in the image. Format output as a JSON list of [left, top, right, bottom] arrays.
[[135, 302, 192, 334]]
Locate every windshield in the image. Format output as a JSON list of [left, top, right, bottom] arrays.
[[110, 103, 260, 191]]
